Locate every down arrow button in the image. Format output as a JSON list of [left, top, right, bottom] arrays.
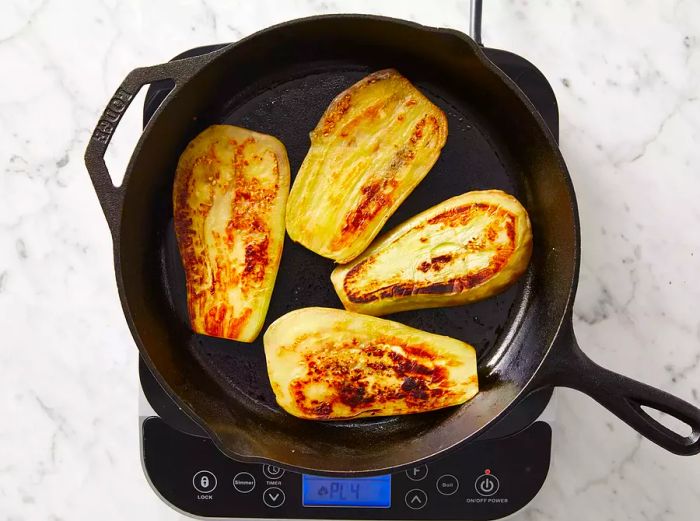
[[263, 487, 286, 508]]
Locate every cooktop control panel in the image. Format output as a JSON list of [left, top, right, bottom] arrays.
[[142, 417, 551, 520]]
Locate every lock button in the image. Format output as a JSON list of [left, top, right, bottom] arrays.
[[193, 470, 218, 493]]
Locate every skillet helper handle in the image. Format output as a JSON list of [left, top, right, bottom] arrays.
[[469, 0, 483, 45], [84, 52, 222, 236], [535, 322, 700, 455]]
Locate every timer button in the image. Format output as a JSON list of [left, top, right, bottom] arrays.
[[263, 486, 286, 508], [192, 470, 217, 493], [436, 474, 459, 495], [406, 464, 428, 481], [405, 489, 428, 510], [262, 465, 285, 479], [474, 471, 500, 497]]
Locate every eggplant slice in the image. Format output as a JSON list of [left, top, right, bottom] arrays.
[[173, 125, 290, 342], [286, 69, 448, 263], [331, 190, 532, 316], [264, 307, 478, 420]]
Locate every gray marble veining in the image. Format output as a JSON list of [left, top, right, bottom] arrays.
[[1, 0, 699, 519]]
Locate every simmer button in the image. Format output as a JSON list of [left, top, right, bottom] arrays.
[[233, 472, 256, 493]]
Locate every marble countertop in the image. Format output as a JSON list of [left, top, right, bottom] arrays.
[[2, 0, 699, 519]]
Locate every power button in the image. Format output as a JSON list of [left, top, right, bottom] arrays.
[[474, 470, 499, 497]]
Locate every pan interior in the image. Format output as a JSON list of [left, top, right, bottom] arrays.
[[118, 17, 577, 472], [160, 62, 530, 432]]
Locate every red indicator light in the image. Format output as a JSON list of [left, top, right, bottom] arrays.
[[484, 469, 491, 475]]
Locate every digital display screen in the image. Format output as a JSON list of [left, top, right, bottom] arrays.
[[302, 474, 391, 508]]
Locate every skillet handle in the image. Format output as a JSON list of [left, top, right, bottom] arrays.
[[84, 50, 223, 237], [532, 320, 700, 456]]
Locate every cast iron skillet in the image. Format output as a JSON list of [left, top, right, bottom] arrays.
[[84, 13, 700, 474]]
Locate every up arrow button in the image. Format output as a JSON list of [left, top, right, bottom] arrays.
[[405, 489, 428, 510]]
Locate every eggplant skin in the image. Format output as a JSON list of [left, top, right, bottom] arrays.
[[286, 69, 448, 263], [331, 190, 532, 316], [263, 307, 478, 420], [173, 125, 290, 342]]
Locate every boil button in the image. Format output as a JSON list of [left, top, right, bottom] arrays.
[[474, 471, 500, 497], [436, 474, 459, 495]]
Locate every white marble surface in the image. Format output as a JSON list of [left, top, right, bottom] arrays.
[[1, 0, 699, 519]]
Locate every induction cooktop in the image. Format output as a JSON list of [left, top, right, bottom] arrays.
[[139, 42, 559, 521]]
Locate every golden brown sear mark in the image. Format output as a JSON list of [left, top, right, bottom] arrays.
[[290, 337, 454, 419], [339, 177, 399, 239], [416, 254, 454, 273], [320, 93, 353, 137], [336, 144, 419, 242], [243, 237, 269, 283], [343, 203, 516, 304], [334, 111, 438, 244]]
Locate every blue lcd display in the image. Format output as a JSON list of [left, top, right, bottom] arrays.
[[302, 474, 391, 508]]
